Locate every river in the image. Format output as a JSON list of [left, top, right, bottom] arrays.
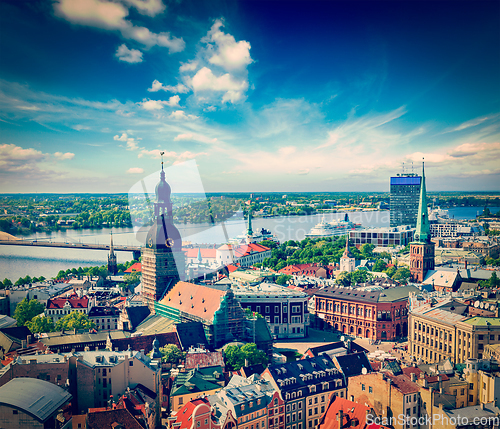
[[0, 207, 496, 282]]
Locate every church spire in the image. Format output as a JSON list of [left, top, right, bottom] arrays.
[[107, 232, 117, 275], [247, 211, 253, 236], [414, 161, 431, 243]]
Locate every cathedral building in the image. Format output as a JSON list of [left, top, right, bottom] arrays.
[[409, 163, 435, 283], [141, 161, 186, 312]]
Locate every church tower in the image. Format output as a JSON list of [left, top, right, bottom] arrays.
[[409, 162, 435, 283], [246, 211, 254, 243], [107, 232, 118, 275], [340, 236, 356, 273], [141, 157, 185, 312]]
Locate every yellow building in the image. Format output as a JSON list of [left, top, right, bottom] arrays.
[[410, 300, 500, 364]]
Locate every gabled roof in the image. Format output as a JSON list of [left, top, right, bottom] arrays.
[[319, 397, 378, 429], [218, 243, 270, 257], [134, 314, 176, 336], [170, 398, 211, 428], [46, 297, 89, 309], [171, 367, 223, 397], [0, 378, 71, 423], [158, 281, 226, 322]]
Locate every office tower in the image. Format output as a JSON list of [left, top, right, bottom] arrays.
[[390, 173, 421, 227]]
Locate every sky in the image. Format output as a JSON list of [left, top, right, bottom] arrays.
[[0, 0, 499, 194]]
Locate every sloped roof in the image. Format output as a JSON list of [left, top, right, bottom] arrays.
[[46, 297, 89, 309], [319, 397, 373, 429], [184, 248, 217, 258], [158, 281, 226, 321], [125, 306, 151, 330], [124, 262, 142, 273], [86, 407, 143, 429], [175, 322, 209, 350], [305, 341, 368, 357], [134, 314, 176, 336], [0, 378, 71, 423], [111, 331, 180, 353], [185, 350, 224, 369], [315, 285, 420, 303], [170, 398, 211, 428], [334, 352, 372, 377], [171, 367, 223, 397]]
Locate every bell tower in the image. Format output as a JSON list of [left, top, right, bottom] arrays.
[[409, 162, 435, 283], [141, 154, 185, 312]]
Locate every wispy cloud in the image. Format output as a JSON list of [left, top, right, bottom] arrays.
[[54, 152, 75, 160], [115, 44, 143, 63]]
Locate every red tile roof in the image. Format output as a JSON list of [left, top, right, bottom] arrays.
[[319, 397, 389, 429], [386, 373, 421, 395], [124, 262, 142, 273], [226, 264, 239, 273], [169, 398, 211, 428], [218, 243, 270, 257], [184, 248, 217, 259], [46, 297, 89, 309], [86, 408, 143, 429], [185, 351, 224, 370], [158, 282, 226, 321]]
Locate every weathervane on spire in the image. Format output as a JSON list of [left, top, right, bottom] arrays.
[[160, 151, 165, 169]]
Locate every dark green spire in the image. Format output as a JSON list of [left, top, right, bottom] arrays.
[[414, 162, 430, 243], [247, 211, 253, 236]]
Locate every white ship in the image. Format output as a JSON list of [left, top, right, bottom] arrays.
[[305, 214, 361, 238]]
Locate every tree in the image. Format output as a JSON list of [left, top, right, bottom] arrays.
[[2, 278, 12, 289], [14, 298, 45, 327], [260, 240, 278, 249], [25, 315, 56, 334], [360, 243, 375, 259], [124, 271, 140, 287], [480, 272, 500, 288], [373, 259, 387, 272], [276, 274, 291, 285], [158, 344, 183, 363], [56, 270, 66, 280], [392, 267, 411, 284], [224, 345, 245, 371], [224, 343, 268, 371], [55, 311, 96, 331]]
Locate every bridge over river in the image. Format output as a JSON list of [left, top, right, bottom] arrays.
[[0, 239, 141, 260]]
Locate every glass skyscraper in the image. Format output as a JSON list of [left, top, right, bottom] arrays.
[[390, 174, 421, 227]]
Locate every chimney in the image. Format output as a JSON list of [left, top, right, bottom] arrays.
[[27, 335, 32, 345], [21, 340, 27, 349], [440, 388, 444, 394], [464, 261, 468, 270], [338, 409, 344, 427], [423, 378, 428, 388], [411, 373, 416, 382], [439, 403, 443, 411], [481, 403, 485, 410], [140, 349, 145, 359]]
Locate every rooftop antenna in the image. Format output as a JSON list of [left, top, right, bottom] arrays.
[[402, 161, 405, 175]]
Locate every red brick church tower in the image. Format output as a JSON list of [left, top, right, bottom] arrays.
[[409, 162, 435, 282]]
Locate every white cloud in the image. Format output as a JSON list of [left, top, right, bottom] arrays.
[[114, 132, 140, 150], [206, 19, 253, 72], [278, 146, 296, 156], [53, 0, 184, 53], [115, 44, 143, 63], [72, 125, 90, 131], [0, 143, 47, 171], [54, 152, 75, 160], [174, 133, 217, 144], [169, 110, 198, 121], [148, 80, 188, 93], [190, 67, 248, 103], [122, 0, 165, 16], [138, 96, 179, 110], [127, 167, 144, 174], [179, 60, 199, 72]]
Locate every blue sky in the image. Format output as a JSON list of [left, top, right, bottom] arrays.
[[0, 0, 499, 193]]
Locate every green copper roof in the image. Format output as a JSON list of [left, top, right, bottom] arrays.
[[462, 317, 500, 326], [414, 162, 431, 243]]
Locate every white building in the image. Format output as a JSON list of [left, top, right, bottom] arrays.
[[216, 243, 271, 268]]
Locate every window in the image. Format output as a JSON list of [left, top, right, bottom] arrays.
[[362, 384, 365, 391], [283, 306, 287, 313], [129, 361, 133, 366], [13, 410, 18, 415], [369, 386, 373, 393], [275, 306, 279, 312], [197, 422, 200, 427], [266, 306, 270, 313]]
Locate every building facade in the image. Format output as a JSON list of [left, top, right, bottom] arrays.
[[314, 285, 419, 341], [390, 174, 421, 228], [233, 283, 309, 338], [350, 225, 415, 248]]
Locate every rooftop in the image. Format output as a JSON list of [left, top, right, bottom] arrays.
[[0, 378, 71, 422], [462, 317, 500, 326]]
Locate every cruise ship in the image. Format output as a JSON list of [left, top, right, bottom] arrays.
[[305, 214, 361, 238]]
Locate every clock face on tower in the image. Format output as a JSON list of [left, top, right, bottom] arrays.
[[165, 238, 174, 248], [147, 237, 154, 248]]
